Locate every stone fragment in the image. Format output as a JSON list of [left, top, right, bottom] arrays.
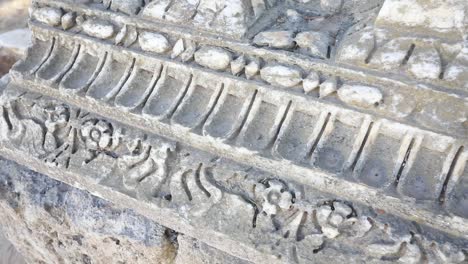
[[253, 31, 295, 49], [180, 40, 196, 62], [319, 77, 337, 98], [171, 39, 185, 59], [303, 71, 320, 93], [110, 0, 144, 15], [194, 47, 232, 71], [407, 46, 441, 80], [337, 85, 383, 108], [82, 19, 115, 39], [61, 12, 76, 30], [245, 59, 260, 79], [115, 25, 138, 47], [295, 31, 331, 58], [138, 31, 171, 53], [260, 65, 302, 87], [33, 7, 63, 27], [231, 55, 246, 75]]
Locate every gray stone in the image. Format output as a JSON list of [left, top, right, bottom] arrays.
[[253, 31, 295, 49], [295, 31, 331, 58], [0, 157, 177, 264], [2, 0, 468, 263], [139, 31, 171, 53], [337, 84, 383, 108], [195, 46, 232, 71], [82, 19, 115, 39], [32, 7, 63, 27], [260, 64, 302, 87], [407, 46, 442, 80]]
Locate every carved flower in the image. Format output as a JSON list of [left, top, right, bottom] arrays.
[[44, 104, 69, 131], [80, 119, 113, 150], [316, 201, 371, 238], [259, 180, 293, 216]]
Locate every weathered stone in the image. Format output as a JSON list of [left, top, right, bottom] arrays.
[[61, 12, 76, 30], [171, 39, 185, 59], [375, 0, 466, 41], [3, 0, 468, 263], [407, 46, 442, 80], [110, 0, 144, 15], [194, 46, 232, 71], [245, 59, 260, 79], [444, 47, 468, 89], [336, 27, 375, 66], [0, 158, 177, 264], [82, 19, 115, 39], [295, 31, 331, 58], [253, 31, 295, 49], [32, 7, 63, 27], [337, 84, 383, 108], [260, 64, 302, 87], [303, 71, 320, 93], [231, 55, 246, 76], [319, 76, 337, 97], [138, 31, 170, 53], [368, 38, 414, 70]]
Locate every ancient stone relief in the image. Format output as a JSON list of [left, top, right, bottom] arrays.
[[0, 89, 467, 263], [22, 0, 467, 139], [1, 0, 467, 263]]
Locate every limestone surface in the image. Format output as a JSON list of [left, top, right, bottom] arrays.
[[1, 0, 468, 263]]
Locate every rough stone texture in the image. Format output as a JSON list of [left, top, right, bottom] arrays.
[[0, 157, 177, 264], [1, 0, 468, 263]]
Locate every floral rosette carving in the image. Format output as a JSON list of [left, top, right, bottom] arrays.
[[80, 119, 120, 162], [315, 201, 371, 239], [257, 180, 293, 216]]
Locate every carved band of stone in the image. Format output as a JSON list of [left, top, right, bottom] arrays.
[[29, 1, 468, 138], [33, 0, 468, 92], [0, 90, 466, 263], [8, 33, 468, 242]]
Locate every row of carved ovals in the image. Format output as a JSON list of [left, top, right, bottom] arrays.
[[32, 5, 384, 110]]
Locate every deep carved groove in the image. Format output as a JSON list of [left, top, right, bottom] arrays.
[[401, 44, 416, 66], [439, 146, 464, 204], [195, 164, 211, 198], [198, 84, 225, 130], [230, 89, 258, 140], [269, 100, 292, 149], [181, 169, 193, 201], [394, 138, 415, 186], [33, 37, 56, 75], [83, 52, 109, 94], [167, 75, 193, 119], [307, 112, 331, 159], [350, 122, 374, 171]]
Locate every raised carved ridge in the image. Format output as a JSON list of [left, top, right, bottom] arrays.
[[0, 87, 467, 263], [5, 51, 468, 238]]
